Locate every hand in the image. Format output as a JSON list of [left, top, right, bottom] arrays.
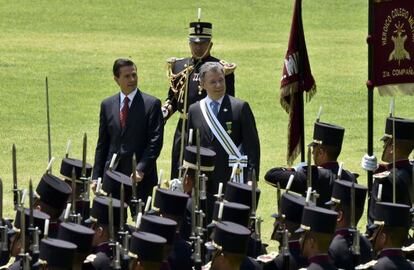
[[361, 154, 378, 171], [131, 171, 144, 183], [90, 180, 98, 195]]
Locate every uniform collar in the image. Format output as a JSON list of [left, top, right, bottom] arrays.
[[386, 159, 411, 170], [334, 227, 350, 237], [93, 241, 111, 255], [308, 254, 332, 264], [379, 248, 404, 258], [320, 161, 339, 171], [289, 240, 301, 250]]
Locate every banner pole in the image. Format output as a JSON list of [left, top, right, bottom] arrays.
[[367, 0, 374, 219]]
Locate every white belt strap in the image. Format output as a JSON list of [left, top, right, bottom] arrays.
[[199, 99, 248, 183]]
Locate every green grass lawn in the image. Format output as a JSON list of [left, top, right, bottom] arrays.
[[1, 0, 413, 252]]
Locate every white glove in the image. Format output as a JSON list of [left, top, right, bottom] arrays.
[[169, 178, 183, 192], [361, 154, 378, 171]]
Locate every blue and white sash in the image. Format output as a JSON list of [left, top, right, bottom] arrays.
[[199, 99, 248, 183]]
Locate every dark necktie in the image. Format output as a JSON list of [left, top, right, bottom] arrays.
[[120, 96, 130, 129]]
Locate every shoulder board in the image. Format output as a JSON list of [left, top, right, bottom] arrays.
[[84, 254, 97, 263], [402, 243, 414, 252], [166, 57, 186, 64], [355, 260, 377, 269], [373, 171, 390, 179], [256, 251, 278, 263], [219, 60, 237, 75]]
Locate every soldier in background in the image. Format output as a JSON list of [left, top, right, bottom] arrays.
[[362, 116, 414, 225], [358, 202, 414, 269], [34, 173, 72, 238], [261, 192, 312, 270], [295, 205, 338, 269], [162, 17, 236, 179], [326, 180, 373, 269], [83, 196, 127, 270], [265, 121, 356, 207]]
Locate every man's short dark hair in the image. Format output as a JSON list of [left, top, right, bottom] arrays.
[[320, 145, 341, 161], [113, 58, 136, 77]]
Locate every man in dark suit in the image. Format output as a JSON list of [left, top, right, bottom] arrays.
[[162, 20, 236, 179], [92, 58, 164, 201], [187, 61, 260, 221]]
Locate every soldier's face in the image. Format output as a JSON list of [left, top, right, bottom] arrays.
[[189, 41, 211, 59], [202, 71, 226, 100], [381, 138, 393, 162], [114, 65, 138, 95]]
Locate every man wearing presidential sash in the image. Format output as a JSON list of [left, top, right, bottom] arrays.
[[187, 62, 260, 221]]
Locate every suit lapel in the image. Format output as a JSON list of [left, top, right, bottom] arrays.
[[122, 89, 143, 137], [113, 94, 121, 133], [217, 95, 231, 132]]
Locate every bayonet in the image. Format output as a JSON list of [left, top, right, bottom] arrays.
[[119, 184, 125, 233], [108, 195, 114, 243], [276, 182, 281, 213], [337, 162, 343, 180], [131, 154, 139, 220], [65, 140, 71, 159], [282, 229, 290, 270], [0, 179, 7, 253], [29, 180, 34, 229], [307, 145, 312, 189], [12, 144, 18, 210], [81, 133, 87, 177], [316, 106, 323, 123], [45, 76, 52, 167], [251, 169, 257, 217], [70, 168, 80, 223], [29, 180, 40, 256], [350, 179, 356, 230]]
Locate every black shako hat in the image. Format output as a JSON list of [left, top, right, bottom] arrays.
[[213, 221, 250, 255], [39, 238, 77, 268], [14, 208, 50, 237], [382, 117, 414, 141], [102, 170, 132, 202], [60, 158, 92, 180], [139, 215, 177, 245], [295, 206, 338, 234], [224, 182, 260, 211], [309, 122, 345, 150], [129, 231, 166, 263], [189, 22, 212, 42], [36, 173, 72, 211], [87, 196, 128, 227], [373, 202, 410, 228], [326, 180, 367, 210], [57, 222, 94, 253], [183, 145, 216, 172], [153, 188, 189, 218], [272, 192, 313, 224], [210, 201, 250, 227]]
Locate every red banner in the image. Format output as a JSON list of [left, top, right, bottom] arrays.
[[280, 0, 316, 165], [372, 0, 414, 95]]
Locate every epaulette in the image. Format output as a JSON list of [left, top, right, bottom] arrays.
[[84, 254, 97, 263], [219, 60, 237, 75], [373, 171, 390, 179], [256, 251, 278, 263], [402, 243, 414, 252], [166, 57, 185, 64], [355, 260, 377, 269]]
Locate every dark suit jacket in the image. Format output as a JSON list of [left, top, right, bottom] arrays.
[[187, 94, 260, 195], [92, 89, 163, 200]]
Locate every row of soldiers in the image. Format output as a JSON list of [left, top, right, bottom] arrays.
[[262, 110, 414, 270], [0, 135, 266, 270]]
